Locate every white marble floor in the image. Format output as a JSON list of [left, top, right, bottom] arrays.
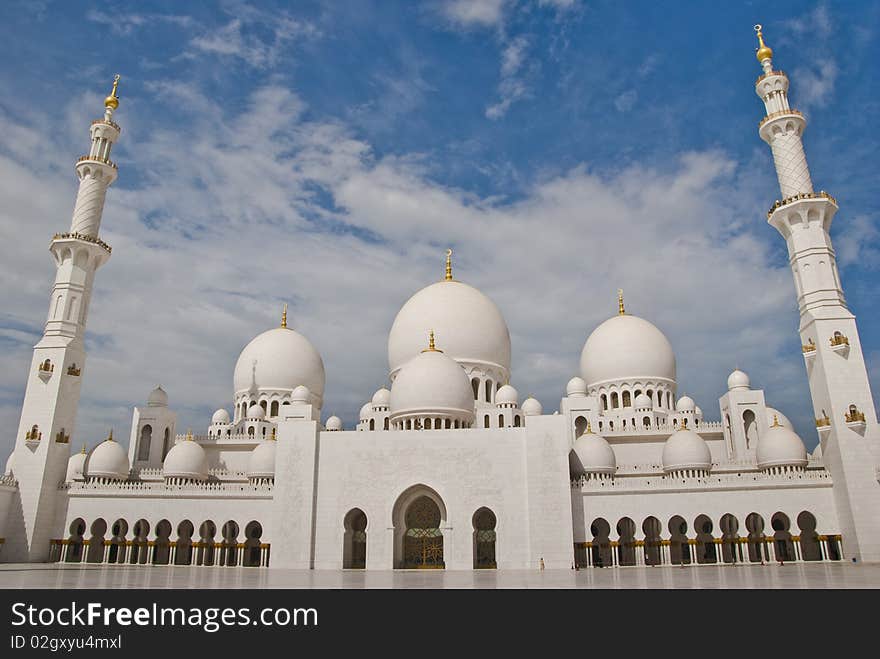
[[0, 562, 877, 589]]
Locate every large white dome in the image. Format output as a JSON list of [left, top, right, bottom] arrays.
[[86, 435, 130, 481], [390, 348, 475, 423], [233, 326, 325, 401], [163, 440, 208, 481], [388, 280, 511, 378], [580, 314, 676, 388], [662, 428, 711, 473], [66, 449, 87, 482], [756, 419, 807, 470]]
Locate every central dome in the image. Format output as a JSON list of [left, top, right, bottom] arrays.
[[580, 313, 676, 388], [233, 326, 325, 402], [390, 346, 475, 426], [388, 280, 511, 378]]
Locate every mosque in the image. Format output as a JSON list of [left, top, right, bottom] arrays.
[[1, 28, 878, 571]]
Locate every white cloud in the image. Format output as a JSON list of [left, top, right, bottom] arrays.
[[0, 79, 837, 460], [614, 89, 637, 112], [782, 3, 837, 109], [438, 0, 509, 28], [485, 36, 532, 119], [835, 214, 880, 269], [188, 14, 319, 68], [85, 10, 193, 35]]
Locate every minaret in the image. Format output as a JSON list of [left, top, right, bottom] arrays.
[[6, 77, 122, 562], [753, 26, 880, 561]]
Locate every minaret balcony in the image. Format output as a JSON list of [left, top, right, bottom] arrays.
[[755, 69, 787, 85], [815, 414, 832, 437], [52, 232, 112, 254], [55, 431, 70, 444], [802, 339, 817, 364], [37, 359, 54, 381], [76, 154, 118, 170], [829, 332, 850, 356], [845, 407, 866, 431], [766, 190, 837, 220]]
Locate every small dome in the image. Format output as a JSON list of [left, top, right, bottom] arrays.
[[496, 384, 518, 406], [233, 326, 325, 398], [147, 385, 168, 407], [247, 440, 276, 479], [390, 348, 475, 424], [765, 407, 793, 430], [566, 377, 587, 397], [246, 404, 265, 420], [372, 387, 391, 407], [662, 427, 711, 473], [675, 395, 696, 412], [756, 418, 807, 470], [326, 415, 343, 431], [634, 393, 653, 409], [727, 369, 750, 391], [695, 405, 703, 420], [3, 451, 13, 477], [570, 430, 616, 477], [521, 397, 543, 416], [359, 402, 372, 420], [292, 385, 311, 403], [580, 313, 676, 388], [212, 408, 230, 424], [163, 440, 208, 481], [86, 434, 130, 481], [66, 450, 88, 482]]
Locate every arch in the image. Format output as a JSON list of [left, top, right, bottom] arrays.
[[574, 416, 587, 438], [152, 519, 172, 565], [498, 414, 504, 428], [719, 514, 740, 564], [622, 391, 632, 407], [513, 415, 521, 427], [611, 392, 619, 409], [86, 518, 108, 563], [107, 519, 128, 564], [694, 514, 717, 564], [471, 378, 480, 400], [175, 520, 195, 566], [369, 419, 375, 431], [220, 521, 240, 567], [797, 511, 821, 561], [771, 512, 794, 563], [666, 392, 672, 409], [260, 400, 267, 414], [745, 513, 767, 563], [601, 394, 608, 411], [384, 417, 390, 430], [243, 521, 263, 567], [138, 424, 152, 461], [743, 409, 758, 450], [590, 518, 612, 567], [642, 416, 651, 429], [343, 508, 368, 569], [392, 485, 447, 569], [657, 391, 662, 408], [616, 517, 636, 566], [131, 519, 150, 565], [642, 517, 662, 566], [473, 507, 497, 569], [270, 400, 279, 417], [668, 515, 690, 565], [65, 518, 86, 563], [197, 520, 217, 566], [485, 380, 493, 403], [484, 414, 490, 428], [162, 428, 171, 460]]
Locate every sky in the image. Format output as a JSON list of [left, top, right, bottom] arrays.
[[0, 0, 877, 459]]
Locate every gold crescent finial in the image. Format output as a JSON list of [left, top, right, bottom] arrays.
[[618, 289, 625, 315], [81, 444, 87, 455], [445, 248, 453, 281], [104, 74, 121, 110], [586, 420, 593, 434], [754, 24, 773, 62], [422, 329, 443, 353], [186, 428, 193, 441], [772, 414, 781, 427], [281, 303, 288, 328]]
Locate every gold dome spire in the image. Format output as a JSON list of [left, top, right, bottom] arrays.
[[281, 303, 288, 329], [445, 248, 453, 281], [772, 414, 781, 427], [106, 429, 114, 441], [754, 24, 773, 62], [618, 289, 625, 315], [422, 329, 443, 353], [104, 74, 121, 110]]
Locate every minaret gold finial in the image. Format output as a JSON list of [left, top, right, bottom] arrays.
[[772, 414, 781, 427], [618, 289, 625, 315], [104, 74, 121, 110], [586, 420, 593, 434], [80, 444, 87, 455], [107, 429, 114, 441], [186, 428, 193, 441], [281, 303, 288, 329], [445, 248, 453, 281], [754, 24, 773, 62]]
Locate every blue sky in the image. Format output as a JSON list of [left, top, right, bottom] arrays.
[[0, 0, 877, 455]]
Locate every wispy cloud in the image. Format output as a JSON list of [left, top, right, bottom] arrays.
[[188, 14, 320, 68], [438, 0, 509, 28], [86, 10, 193, 35], [486, 35, 533, 119], [781, 3, 837, 109]]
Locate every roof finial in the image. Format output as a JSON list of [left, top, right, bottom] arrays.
[[754, 24, 773, 63], [445, 248, 453, 281], [80, 444, 87, 455], [104, 74, 121, 110], [107, 429, 114, 441], [422, 329, 443, 353], [586, 420, 593, 434], [186, 428, 193, 441], [618, 289, 625, 315], [772, 414, 781, 427], [281, 303, 288, 329]]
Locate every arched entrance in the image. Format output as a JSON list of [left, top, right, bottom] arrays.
[[343, 509, 367, 569], [393, 486, 447, 569], [473, 507, 497, 569]]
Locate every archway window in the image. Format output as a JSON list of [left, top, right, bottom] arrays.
[[694, 514, 717, 564], [498, 414, 504, 428], [666, 392, 672, 409], [771, 512, 794, 563], [260, 401, 267, 414], [403, 496, 444, 569], [369, 419, 375, 431], [473, 508, 497, 569], [138, 424, 152, 461], [513, 415, 521, 427], [574, 416, 587, 438], [197, 521, 216, 566], [589, 518, 612, 567], [642, 517, 662, 566], [220, 521, 239, 567], [472, 378, 480, 400], [484, 415, 490, 428], [485, 380, 493, 403], [611, 392, 619, 409], [86, 519, 107, 563], [720, 514, 741, 564], [745, 513, 767, 563], [162, 428, 171, 460], [175, 521, 195, 566], [65, 519, 86, 563], [601, 394, 608, 411], [668, 516, 690, 565], [617, 518, 637, 566], [343, 509, 367, 569], [384, 418, 390, 430], [743, 409, 758, 450], [270, 401, 279, 417], [152, 520, 172, 565], [657, 391, 663, 408], [622, 391, 631, 407], [108, 519, 128, 565], [797, 511, 821, 561], [243, 521, 263, 567], [248, 426, 255, 437]]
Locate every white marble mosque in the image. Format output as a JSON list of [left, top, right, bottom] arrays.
[[1, 28, 878, 571]]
